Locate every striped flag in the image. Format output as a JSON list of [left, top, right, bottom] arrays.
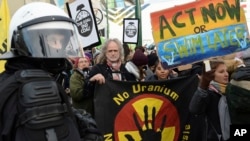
[[0, 0, 10, 73]]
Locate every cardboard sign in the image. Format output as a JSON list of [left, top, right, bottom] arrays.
[[150, 0, 250, 68]]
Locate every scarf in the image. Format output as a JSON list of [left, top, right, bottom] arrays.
[[107, 60, 122, 80], [209, 80, 227, 95]]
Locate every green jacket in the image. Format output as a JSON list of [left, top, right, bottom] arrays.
[[70, 69, 94, 115]]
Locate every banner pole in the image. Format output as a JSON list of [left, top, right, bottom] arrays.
[[105, 0, 109, 39], [135, 0, 142, 46]]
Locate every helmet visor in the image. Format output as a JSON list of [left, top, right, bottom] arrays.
[[20, 21, 83, 58]]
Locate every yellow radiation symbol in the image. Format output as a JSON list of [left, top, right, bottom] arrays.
[[117, 98, 177, 141]]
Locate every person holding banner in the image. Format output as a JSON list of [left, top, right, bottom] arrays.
[[189, 59, 230, 141], [88, 38, 136, 84], [85, 39, 136, 116]]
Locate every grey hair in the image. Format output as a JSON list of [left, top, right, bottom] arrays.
[[98, 38, 124, 64]]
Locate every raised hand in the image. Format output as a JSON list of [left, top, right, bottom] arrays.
[[199, 61, 215, 89], [125, 105, 167, 141]]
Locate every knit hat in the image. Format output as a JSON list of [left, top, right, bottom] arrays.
[[85, 52, 92, 61], [74, 56, 90, 68], [147, 53, 158, 67], [132, 50, 148, 66]]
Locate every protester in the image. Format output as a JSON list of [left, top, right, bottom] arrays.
[[70, 56, 93, 114], [123, 43, 134, 62], [134, 45, 145, 52], [145, 59, 177, 81], [125, 48, 148, 81], [145, 52, 158, 77], [226, 48, 250, 125], [241, 47, 250, 66], [0, 2, 84, 140], [86, 39, 136, 117], [221, 53, 244, 79], [88, 38, 136, 83], [88, 39, 136, 94], [189, 59, 230, 141]]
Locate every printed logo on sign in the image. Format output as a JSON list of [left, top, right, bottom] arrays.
[[75, 4, 93, 37], [125, 22, 137, 38], [93, 8, 103, 25]]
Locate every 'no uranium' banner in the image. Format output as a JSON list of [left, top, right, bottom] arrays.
[[94, 75, 203, 141], [150, 0, 250, 68]]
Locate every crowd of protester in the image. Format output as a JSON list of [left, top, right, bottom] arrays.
[[64, 37, 250, 141], [3, 2, 250, 141]]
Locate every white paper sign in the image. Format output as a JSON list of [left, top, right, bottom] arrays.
[[123, 18, 139, 44], [66, 0, 101, 49]]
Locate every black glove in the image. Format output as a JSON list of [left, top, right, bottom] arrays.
[[72, 108, 104, 141]]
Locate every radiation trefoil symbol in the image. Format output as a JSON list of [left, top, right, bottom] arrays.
[[114, 96, 180, 141]]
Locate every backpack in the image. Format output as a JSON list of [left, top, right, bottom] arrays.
[[0, 69, 102, 141]]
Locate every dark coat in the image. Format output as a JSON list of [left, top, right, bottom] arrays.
[[84, 63, 136, 117], [145, 74, 158, 81], [227, 65, 250, 124], [189, 87, 223, 141], [88, 63, 136, 81]]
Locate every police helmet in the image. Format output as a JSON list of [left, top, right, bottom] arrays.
[[1, 2, 83, 59]]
